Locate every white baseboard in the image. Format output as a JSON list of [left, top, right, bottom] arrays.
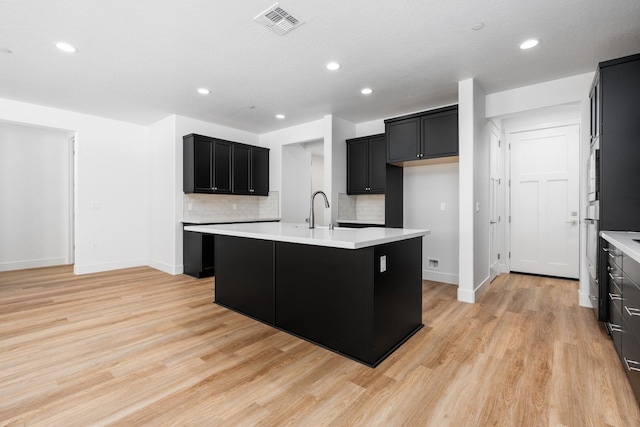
[[147, 259, 184, 275], [579, 290, 595, 308], [457, 275, 491, 304], [423, 269, 458, 285], [0, 257, 68, 272], [74, 258, 147, 275]]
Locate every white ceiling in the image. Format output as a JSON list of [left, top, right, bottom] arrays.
[[1, 0, 639, 134]]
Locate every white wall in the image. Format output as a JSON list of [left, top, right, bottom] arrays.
[[404, 163, 460, 283], [0, 98, 149, 275], [327, 116, 356, 222], [0, 122, 72, 271], [281, 144, 311, 223], [458, 78, 489, 303], [486, 73, 594, 307], [148, 115, 177, 274], [311, 154, 325, 225]]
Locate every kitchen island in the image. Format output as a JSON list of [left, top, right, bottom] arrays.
[[183, 222, 429, 367]]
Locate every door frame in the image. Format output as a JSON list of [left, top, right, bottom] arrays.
[[505, 118, 581, 275], [488, 121, 502, 282]]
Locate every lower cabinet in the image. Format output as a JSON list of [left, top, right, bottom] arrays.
[[605, 240, 640, 404], [183, 230, 215, 278]]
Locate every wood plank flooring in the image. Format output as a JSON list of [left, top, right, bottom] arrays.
[[1, 266, 639, 426]]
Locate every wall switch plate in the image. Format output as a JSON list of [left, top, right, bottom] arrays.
[[440, 202, 445, 211], [380, 255, 387, 273], [187, 203, 193, 211], [233, 203, 237, 210]]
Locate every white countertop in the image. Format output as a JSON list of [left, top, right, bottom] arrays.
[[600, 231, 640, 264], [183, 222, 429, 249]]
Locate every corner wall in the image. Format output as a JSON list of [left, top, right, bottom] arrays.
[[0, 97, 149, 275]]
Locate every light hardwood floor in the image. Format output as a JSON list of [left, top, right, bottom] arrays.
[[1, 266, 639, 426]]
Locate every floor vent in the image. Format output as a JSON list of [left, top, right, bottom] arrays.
[[254, 3, 304, 36]]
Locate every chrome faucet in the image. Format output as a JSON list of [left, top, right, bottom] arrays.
[[309, 191, 330, 229]]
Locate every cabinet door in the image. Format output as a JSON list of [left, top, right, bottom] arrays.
[[421, 109, 458, 158], [347, 139, 369, 194], [193, 137, 213, 192], [368, 136, 386, 193], [251, 147, 269, 196], [232, 144, 251, 195], [212, 140, 232, 193], [386, 117, 420, 162]]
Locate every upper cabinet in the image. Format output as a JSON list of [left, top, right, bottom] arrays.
[[184, 134, 232, 194], [232, 144, 269, 196], [385, 105, 458, 164], [184, 134, 269, 196], [346, 134, 386, 195]]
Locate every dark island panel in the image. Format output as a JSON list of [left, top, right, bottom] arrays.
[[275, 242, 376, 364], [214, 235, 274, 324]]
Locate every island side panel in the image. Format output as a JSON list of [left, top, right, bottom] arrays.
[[373, 237, 423, 362], [275, 242, 376, 364], [215, 235, 274, 324]]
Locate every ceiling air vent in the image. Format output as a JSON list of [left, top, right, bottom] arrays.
[[254, 3, 304, 36]]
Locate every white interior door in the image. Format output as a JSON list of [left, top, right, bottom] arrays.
[[489, 128, 501, 282], [510, 125, 579, 278]]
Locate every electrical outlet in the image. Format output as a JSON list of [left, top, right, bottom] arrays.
[[427, 258, 440, 270], [475, 202, 480, 213], [233, 203, 237, 210], [380, 255, 387, 273], [187, 203, 193, 211], [440, 202, 446, 211]]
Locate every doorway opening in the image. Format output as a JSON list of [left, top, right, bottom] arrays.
[[504, 107, 581, 280], [281, 139, 325, 224], [0, 121, 75, 271]]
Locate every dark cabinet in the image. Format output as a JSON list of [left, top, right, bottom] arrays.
[[385, 105, 458, 163], [183, 230, 215, 278], [215, 235, 274, 324], [603, 237, 640, 404], [184, 134, 269, 196], [184, 134, 232, 194], [232, 144, 269, 196], [346, 134, 386, 194], [592, 53, 640, 323]]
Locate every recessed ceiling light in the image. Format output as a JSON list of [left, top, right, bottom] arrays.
[[0, 48, 12, 54], [326, 62, 341, 71], [55, 42, 77, 53], [197, 88, 211, 95], [520, 38, 539, 50], [472, 22, 485, 31], [361, 88, 373, 95], [276, 114, 285, 119]]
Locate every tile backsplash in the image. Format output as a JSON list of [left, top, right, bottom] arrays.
[[337, 193, 385, 222], [183, 191, 279, 223]]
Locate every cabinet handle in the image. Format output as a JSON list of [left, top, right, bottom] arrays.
[[609, 272, 622, 281], [416, 154, 420, 158], [625, 306, 640, 317], [609, 293, 622, 301], [212, 187, 217, 190], [624, 357, 640, 372], [249, 189, 254, 193], [609, 323, 622, 332]]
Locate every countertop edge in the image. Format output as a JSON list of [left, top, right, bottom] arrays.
[[184, 223, 429, 250], [600, 231, 640, 264]]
